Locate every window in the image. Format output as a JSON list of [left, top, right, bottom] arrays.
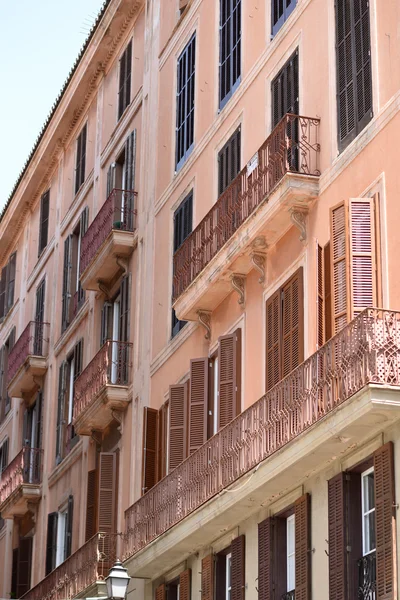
[[225, 553, 232, 600], [335, 0, 372, 152], [61, 208, 89, 332], [176, 33, 196, 170], [361, 468, 376, 556], [75, 124, 87, 194], [172, 192, 193, 338], [218, 127, 241, 195], [0, 327, 16, 422], [286, 514, 295, 593], [106, 130, 137, 230], [272, 0, 297, 36], [0, 252, 17, 320], [212, 537, 245, 600], [11, 538, 33, 598], [38, 190, 50, 256], [22, 392, 43, 483], [265, 268, 304, 391], [55, 340, 83, 464], [118, 40, 132, 120], [85, 454, 118, 544], [0, 438, 8, 473], [219, 0, 241, 109], [45, 496, 73, 574]]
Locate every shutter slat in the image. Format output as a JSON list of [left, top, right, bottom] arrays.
[[85, 469, 97, 541], [142, 407, 158, 494], [98, 452, 116, 538], [179, 569, 191, 600], [330, 202, 349, 333], [155, 583, 166, 600], [231, 534, 245, 600], [295, 494, 311, 600], [201, 554, 214, 600], [258, 517, 272, 600], [266, 289, 281, 391], [328, 472, 348, 600], [218, 329, 241, 429], [189, 358, 209, 453], [374, 442, 396, 600], [169, 382, 189, 470], [282, 268, 304, 377]]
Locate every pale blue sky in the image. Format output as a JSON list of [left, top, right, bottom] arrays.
[[0, 0, 104, 208]]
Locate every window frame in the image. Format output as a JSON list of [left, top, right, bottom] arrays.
[[219, 0, 242, 110], [361, 466, 376, 557], [118, 40, 132, 121], [271, 0, 297, 37], [286, 513, 295, 592], [225, 552, 232, 600], [175, 32, 196, 171]]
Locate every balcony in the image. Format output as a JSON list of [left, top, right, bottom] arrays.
[[73, 340, 133, 435], [21, 532, 117, 600], [173, 114, 320, 321], [0, 447, 43, 519], [7, 321, 49, 401], [123, 309, 400, 577], [80, 188, 137, 292]]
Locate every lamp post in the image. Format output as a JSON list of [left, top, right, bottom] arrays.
[[105, 559, 131, 600]]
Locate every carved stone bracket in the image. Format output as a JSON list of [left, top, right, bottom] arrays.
[[115, 255, 129, 276], [230, 274, 246, 305], [97, 280, 110, 300], [197, 310, 212, 340], [290, 208, 308, 242], [251, 252, 266, 285], [26, 503, 38, 524], [91, 430, 102, 447], [111, 409, 123, 434]]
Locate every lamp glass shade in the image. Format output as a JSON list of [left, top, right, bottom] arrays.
[[105, 560, 130, 599]]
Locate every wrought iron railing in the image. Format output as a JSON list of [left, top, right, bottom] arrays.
[[0, 447, 43, 506], [172, 114, 320, 301], [358, 552, 376, 600], [7, 321, 50, 385], [80, 188, 137, 275], [73, 340, 133, 424], [21, 532, 118, 600], [282, 591, 295, 600], [124, 309, 400, 560]]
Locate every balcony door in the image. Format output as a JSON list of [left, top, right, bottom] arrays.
[[23, 392, 42, 483], [34, 278, 45, 355], [111, 295, 120, 384]]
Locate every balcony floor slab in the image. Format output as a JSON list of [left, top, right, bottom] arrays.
[[173, 173, 319, 321], [124, 384, 400, 579], [74, 384, 131, 436], [0, 484, 42, 519], [8, 356, 47, 400]]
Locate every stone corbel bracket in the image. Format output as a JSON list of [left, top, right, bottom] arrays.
[[230, 274, 246, 305], [91, 430, 102, 447], [115, 255, 129, 276], [97, 279, 110, 300], [111, 409, 123, 434], [250, 252, 266, 285], [290, 208, 308, 242], [197, 310, 212, 340]]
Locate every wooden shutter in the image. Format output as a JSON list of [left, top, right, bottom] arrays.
[[173, 192, 193, 252], [123, 130, 137, 229], [74, 339, 84, 379], [0, 267, 6, 318], [61, 235, 72, 332], [201, 554, 214, 600], [65, 494, 74, 559], [38, 190, 50, 255], [374, 442, 396, 600], [101, 301, 113, 346], [169, 382, 189, 470], [157, 402, 168, 481], [331, 202, 349, 334], [46, 512, 58, 575], [155, 583, 166, 600], [0, 346, 4, 422], [79, 125, 87, 190], [16, 537, 33, 597], [295, 494, 311, 600], [119, 274, 130, 343], [231, 534, 245, 600], [328, 473, 347, 600], [271, 50, 299, 127], [282, 268, 304, 377], [142, 407, 158, 494], [317, 244, 324, 348], [85, 469, 98, 541], [11, 548, 18, 598], [55, 361, 67, 463], [35, 278, 46, 324], [180, 569, 191, 600], [324, 242, 332, 341], [189, 358, 209, 454], [218, 127, 241, 196], [98, 452, 117, 538], [6, 252, 16, 313], [107, 164, 116, 198], [266, 290, 281, 391], [258, 517, 273, 600], [218, 329, 241, 429]]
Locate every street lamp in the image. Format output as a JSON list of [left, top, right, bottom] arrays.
[[106, 559, 131, 599]]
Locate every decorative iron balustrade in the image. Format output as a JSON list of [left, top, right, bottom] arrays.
[[0, 446, 43, 506], [358, 552, 376, 600], [7, 321, 50, 384], [80, 188, 137, 275], [172, 114, 320, 301], [124, 309, 400, 560], [21, 532, 118, 600], [282, 591, 295, 600], [73, 340, 133, 423]]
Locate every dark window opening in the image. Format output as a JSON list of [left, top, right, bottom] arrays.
[[172, 192, 193, 338], [38, 190, 50, 256], [219, 0, 241, 109], [75, 124, 87, 194], [176, 33, 196, 170], [118, 41, 132, 120], [272, 0, 297, 36]]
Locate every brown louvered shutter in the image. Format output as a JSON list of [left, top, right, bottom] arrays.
[[6, 252, 16, 313], [0, 267, 6, 318], [374, 442, 396, 600], [295, 494, 311, 600], [348, 198, 377, 316], [330, 202, 349, 334], [169, 382, 188, 471], [61, 235, 72, 332], [142, 407, 158, 494], [98, 453, 117, 539], [100, 301, 113, 347], [119, 274, 130, 343], [328, 472, 347, 600], [38, 190, 50, 256], [218, 127, 241, 196], [231, 534, 245, 600], [65, 494, 74, 559], [218, 329, 241, 429], [282, 268, 304, 377], [46, 512, 58, 575], [16, 537, 33, 597], [157, 402, 168, 481], [55, 361, 67, 463], [124, 130, 137, 228], [180, 569, 191, 600], [266, 290, 281, 391], [155, 583, 166, 600], [189, 358, 209, 454], [324, 242, 332, 341], [106, 164, 116, 198], [201, 554, 214, 600], [85, 469, 97, 541], [317, 243, 324, 348], [258, 517, 272, 600]]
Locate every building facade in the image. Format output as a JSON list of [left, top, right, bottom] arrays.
[[0, 0, 400, 599]]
